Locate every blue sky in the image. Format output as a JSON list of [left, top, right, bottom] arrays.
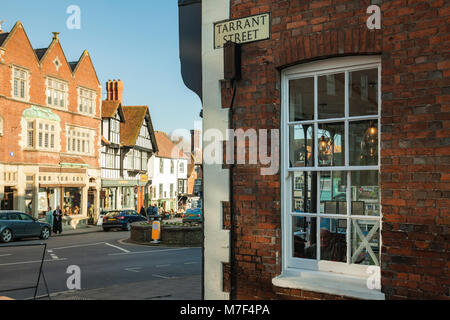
[[1, 0, 201, 135]]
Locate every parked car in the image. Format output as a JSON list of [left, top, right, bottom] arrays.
[[102, 210, 147, 231], [182, 208, 203, 224], [0, 211, 51, 243]]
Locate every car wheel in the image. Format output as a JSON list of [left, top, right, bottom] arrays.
[[1, 229, 13, 243], [123, 222, 131, 231], [40, 227, 50, 240], [103, 228, 110, 232]]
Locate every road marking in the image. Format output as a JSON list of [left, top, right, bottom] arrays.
[[124, 267, 142, 273], [51, 242, 105, 250], [108, 247, 197, 256], [0, 258, 67, 267], [152, 274, 175, 280], [183, 262, 199, 265], [50, 254, 59, 260], [104, 242, 130, 253], [0, 254, 12, 257], [156, 264, 171, 268]]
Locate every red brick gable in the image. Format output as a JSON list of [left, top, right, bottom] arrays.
[[0, 21, 102, 169]]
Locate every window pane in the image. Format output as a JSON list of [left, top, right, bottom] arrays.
[[289, 77, 314, 121], [320, 171, 347, 215], [289, 124, 314, 167], [292, 172, 317, 214], [293, 216, 317, 259], [20, 81, 25, 98], [318, 73, 345, 119], [351, 171, 380, 216], [351, 219, 380, 266], [349, 120, 378, 166], [349, 68, 378, 117], [318, 122, 345, 167], [319, 218, 347, 262]]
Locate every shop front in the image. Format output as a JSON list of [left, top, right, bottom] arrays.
[[38, 167, 92, 230], [101, 179, 148, 212]]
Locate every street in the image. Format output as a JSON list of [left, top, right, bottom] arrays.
[[0, 230, 201, 300]]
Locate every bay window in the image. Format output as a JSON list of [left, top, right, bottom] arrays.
[[281, 57, 381, 282], [26, 120, 57, 151]]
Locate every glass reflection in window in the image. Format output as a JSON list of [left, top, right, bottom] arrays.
[[293, 216, 317, 259]]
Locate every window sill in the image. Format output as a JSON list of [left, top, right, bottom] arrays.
[[272, 269, 385, 300]]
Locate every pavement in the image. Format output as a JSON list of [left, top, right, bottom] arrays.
[[54, 224, 103, 237], [52, 275, 201, 300]]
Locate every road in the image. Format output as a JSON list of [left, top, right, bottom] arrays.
[[0, 230, 201, 300]]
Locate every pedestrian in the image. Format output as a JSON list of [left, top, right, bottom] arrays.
[[46, 206, 53, 230], [152, 203, 159, 219], [146, 204, 153, 219], [53, 206, 63, 235], [152, 203, 159, 217], [140, 206, 147, 218]]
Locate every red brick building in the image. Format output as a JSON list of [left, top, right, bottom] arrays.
[[187, 0, 449, 300], [0, 22, 102, 228]]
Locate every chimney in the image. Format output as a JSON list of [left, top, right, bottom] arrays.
[[105, 79, 124, 103]]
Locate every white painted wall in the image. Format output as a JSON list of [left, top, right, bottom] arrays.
[[202, 0, 231, 300], [148, 156, 188, 210]]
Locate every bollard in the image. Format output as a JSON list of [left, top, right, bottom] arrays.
[[151, 219, 161, 244]]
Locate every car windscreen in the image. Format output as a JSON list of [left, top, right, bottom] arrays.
[[105, 211, 122, 217]]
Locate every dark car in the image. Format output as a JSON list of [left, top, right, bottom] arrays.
[[102, 210, 147, 231], [182, 208, 203, 224], [0, 211, 51, 243]]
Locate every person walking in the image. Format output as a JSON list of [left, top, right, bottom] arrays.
[[147, 203, 153, 219], [46, 206, 53, 230], [53, 206, 63, 235], [140, 206, 147, 218]]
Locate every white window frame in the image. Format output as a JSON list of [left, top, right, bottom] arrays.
[[66, 126, 94, 156], [77, 87, 97, 116], [12, 66, 29, 101], [46, 77, 68, 110], [281, 56, 382, 279], [179, 162, 185, 174], [26, 119, 58, 152]]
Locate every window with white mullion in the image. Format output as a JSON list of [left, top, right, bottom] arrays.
[[285, 57, 381, 275], [47, 78, 68, 109]]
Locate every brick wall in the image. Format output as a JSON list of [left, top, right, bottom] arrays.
[[0, 22, 101, 169], [221, 0, 449, 300]]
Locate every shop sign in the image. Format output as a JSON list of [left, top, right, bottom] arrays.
[[140, 174, 148, 183], [214, 13, 271, 49]]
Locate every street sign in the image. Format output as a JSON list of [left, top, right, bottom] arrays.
[[214, 13, 271, 49]]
